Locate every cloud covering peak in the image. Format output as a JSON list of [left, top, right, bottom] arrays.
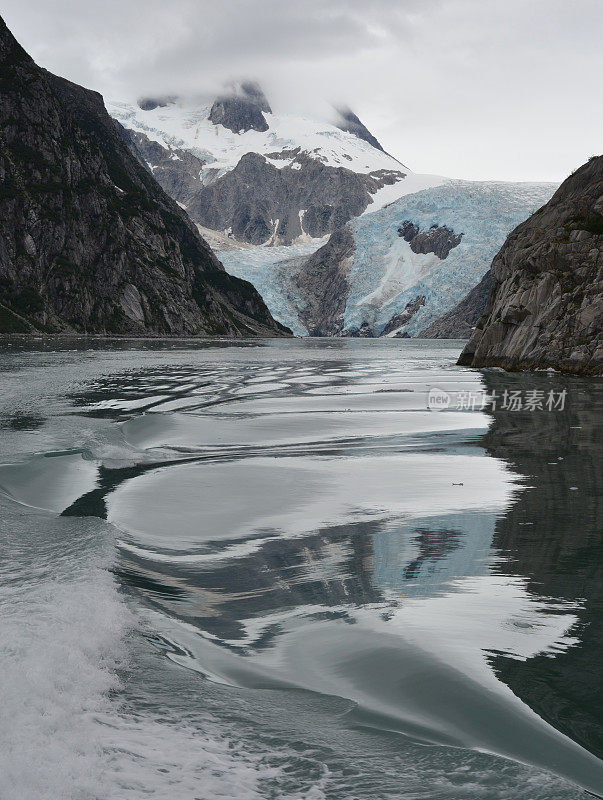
[[3, 0, 601, 180]]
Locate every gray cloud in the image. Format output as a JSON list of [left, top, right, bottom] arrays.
[[3, 0, 601, 180]]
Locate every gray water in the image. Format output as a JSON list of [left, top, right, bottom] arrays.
[[0, 338, 601, 799]]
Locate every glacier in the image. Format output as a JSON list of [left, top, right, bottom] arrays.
[[219, 179, 557, 336], [219, 241, 322, 336]]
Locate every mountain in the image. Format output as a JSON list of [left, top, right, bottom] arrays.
[[112, 89, 557, 337], [458, 155, 603, 375], [109, 89, 415, 247], [219, 180, 556, 337], [0, 18, 288, 336], [208, 81, 271, 133]]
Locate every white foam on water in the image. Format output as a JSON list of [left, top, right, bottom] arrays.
[[0, 535, 128, 800], [98, 709, 281, 800], [0, 513, 284, 800]]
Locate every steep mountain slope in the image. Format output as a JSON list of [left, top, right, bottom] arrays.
[[219, 180, 556, 337], [334, 106, 387, 153], [458, 156, 603, 374], [0, 18, 288, 336], [109, 88, 424, 246], [295, 227, 355, 336]]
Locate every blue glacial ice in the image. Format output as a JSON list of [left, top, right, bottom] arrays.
[[218, 179, 557, 336]]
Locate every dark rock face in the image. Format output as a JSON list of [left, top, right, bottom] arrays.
[[238, 81, 271, 113], [189, 152, 404, 245], [334, 107, 386, 153], [0, 17, 289, 337], [208, 82, 271, 134], [295, 227, 355, 336], [398, 220, 463, 259], [293, 248, 427, 336], [458, 156, 603, 375], [418, 271, 493, 338], [380, 295, 426, 337], [119, 127, 207, 208], [209, 97, 268, 134]]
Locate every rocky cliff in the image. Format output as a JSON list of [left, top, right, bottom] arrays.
[[120, 128, 404, 247], [119, 127, 208, 212], [208, 81, 271, 134], [190, 152, 402, 245], [0, 17, 289, 337], [295, 227, 355, 336], [458, 156, 602, 374], [334, 107, 386, 153]]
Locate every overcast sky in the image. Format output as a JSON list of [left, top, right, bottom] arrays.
[[4, 0, 602, 181]]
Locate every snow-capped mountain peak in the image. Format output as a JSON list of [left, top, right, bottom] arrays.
[[109, 83, 430, 246], [110, 94, 406, 180]]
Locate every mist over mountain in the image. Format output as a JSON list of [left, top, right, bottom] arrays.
[[110, 82, 410, 248]]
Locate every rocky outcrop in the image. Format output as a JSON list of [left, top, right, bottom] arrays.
[[380, 295, 426, 337], [208, 81, 271, 134], [0, 17, 289, 337], [398, 220, 463, 259], [237, 81, 271, 113], [295, 227, 355, 336], [334, 107, 386, 153], [458, 156, 603, 374], [120, 130, 404, 246], [292, 228, 428, 338], [119, 127, 207, 208], [418, 271, 492, 338], [189, 152, 403, 245]]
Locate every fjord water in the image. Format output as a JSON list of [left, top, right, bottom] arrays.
[[0, 338, 601, 800]]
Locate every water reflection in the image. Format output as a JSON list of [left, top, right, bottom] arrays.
[[1, 340, 601, 796], [482, 370, 603, 761], [92, 352, 599, 791]]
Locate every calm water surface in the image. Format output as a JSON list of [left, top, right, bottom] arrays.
[[0, 338, 601, 799]]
